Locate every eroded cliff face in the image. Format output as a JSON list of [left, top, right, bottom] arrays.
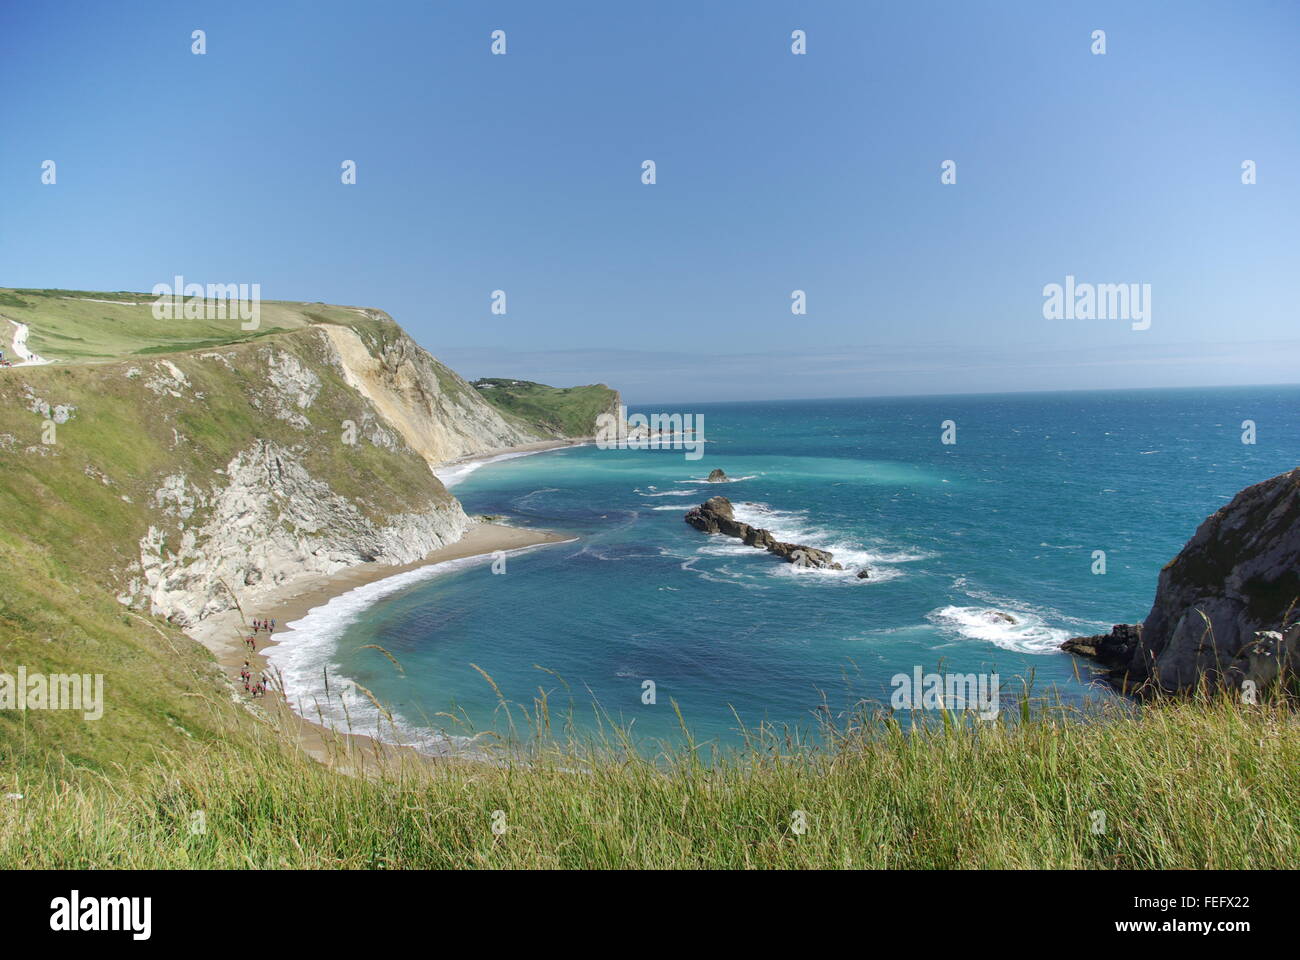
[[128, 440, 469, 626], [0, 308, 612, 631], [1064, 467, 1300, 694], [116, 322, 568, 625], [319, 323, 539, 464]]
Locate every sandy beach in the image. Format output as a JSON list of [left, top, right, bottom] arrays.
[[432, 436, 592, 487], [439, 435, 593, 468], [186, 521, 576, 774]]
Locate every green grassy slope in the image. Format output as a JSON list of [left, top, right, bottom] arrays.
[[471, 377, 618, 437], [0, 287, 601, 785], [0, 329, 449, 600], [0, 287, 373, 362], [1, 286, 615, 438], [0, 318, 459, 794], [2, 288, 1296, 869]]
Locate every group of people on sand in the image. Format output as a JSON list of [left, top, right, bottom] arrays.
[[242, 617, 276, 651], [240, 617, 277, 698]]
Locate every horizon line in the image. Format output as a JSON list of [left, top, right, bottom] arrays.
[[628, 380, 1300, 409]]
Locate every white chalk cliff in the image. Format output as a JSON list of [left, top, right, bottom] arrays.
[[108, 319, 610, 625]]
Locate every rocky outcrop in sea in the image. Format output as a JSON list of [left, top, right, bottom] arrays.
[[1062, 466, 1300, 695], [684, 495, 867, 576]]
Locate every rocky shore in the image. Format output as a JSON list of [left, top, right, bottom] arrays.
[[1062, 466, 1300, 695]]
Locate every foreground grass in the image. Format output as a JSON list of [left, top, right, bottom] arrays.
[[3, 694, 1297, 869]]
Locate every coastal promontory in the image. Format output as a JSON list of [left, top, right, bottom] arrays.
[[1063, 466, 1300, 695]]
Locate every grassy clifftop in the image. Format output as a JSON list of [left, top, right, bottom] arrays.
[[471, 377, 619, 438], [0, 321, 464, 779], [0, 287, 607, 781], [1, 287, 616, 439], [0, 287, 376, 362]]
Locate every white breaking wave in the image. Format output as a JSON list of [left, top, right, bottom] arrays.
[[676, 474, 759, 484], [635, 487, 699, 497], [266, 541, 570, 755], [677, 554, 767, 590], [433, 449, 556, 488], [725, 500, 931, 582], [925, 604, 1071, 654], [692, 538, 763, 557]]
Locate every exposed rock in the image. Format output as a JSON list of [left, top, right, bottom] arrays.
[[135, 440, 469, 626], [144, 360, 191, 398], [319, 324, 541, 466], [1223, 624, 1300, 695], [112, 324, 570, 626], [1062, 467, 1300, 694], [685, 496, 739, 535], [1061, 624, 1142, 668], [252, 348, 321, 429], [3, 304, 614, 639], [685, 495, 859, 573], [706, 468, 728, 482]]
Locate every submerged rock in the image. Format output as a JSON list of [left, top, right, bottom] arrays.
[[684, 495, 865, 575], [1062, 466, 1300, 695]]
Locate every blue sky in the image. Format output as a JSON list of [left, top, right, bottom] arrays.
[[1, 0, 1297, 402]]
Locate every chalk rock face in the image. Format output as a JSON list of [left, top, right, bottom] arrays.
[[1062, 467, 1300, 694], [318, 324, 538, 463], [117, 320, 559, 626], [137, 440, 469, 626], [685, 496, 856, 573], [4, 304, 621, 643]]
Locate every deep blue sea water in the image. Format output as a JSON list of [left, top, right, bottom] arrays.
[[269, 386, 1300, 752]]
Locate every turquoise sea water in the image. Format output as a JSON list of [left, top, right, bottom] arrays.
[[269, 386, 1300, 751]]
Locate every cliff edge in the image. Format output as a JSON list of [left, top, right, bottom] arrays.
[[1063, 467, 1300, 694], [0, 290, 616, 628]]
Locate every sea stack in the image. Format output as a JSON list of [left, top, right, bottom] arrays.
[[685, 495, 868, 576], [706, 468, 728, 482]]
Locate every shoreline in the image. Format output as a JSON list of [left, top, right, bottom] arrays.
[[432, 436, 592, 487], [185, 522, 576, 773]]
